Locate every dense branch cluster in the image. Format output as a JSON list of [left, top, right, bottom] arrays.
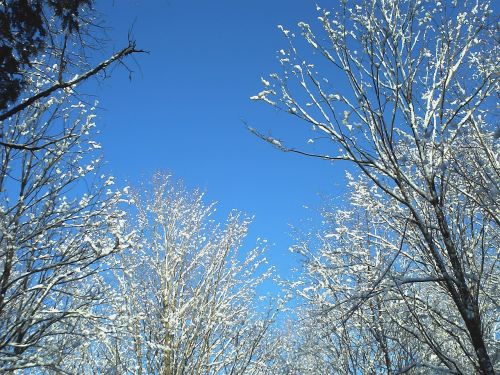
[[0, 0, 94, 111], [252, 0, 499, 373], [65, 176, 278, 374], [0, 0, 498, 374]]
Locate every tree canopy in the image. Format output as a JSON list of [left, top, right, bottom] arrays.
[[0, 0, 498, 373], [0, 0, 92, 110]]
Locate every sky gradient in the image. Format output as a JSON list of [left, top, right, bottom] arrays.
[[93, 0, 348, 278]]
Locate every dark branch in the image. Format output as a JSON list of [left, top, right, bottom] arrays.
[[246, 124, 357, 163], [0, 135, 73, 151], [0, 42, 146, 122]]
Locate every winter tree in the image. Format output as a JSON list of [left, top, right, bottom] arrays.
[[0, 0, 139, 116], [252, 0, 499, 373], [67, 175, 279, 375], [280, 175, 482, 374], [0, 3, 141, 371], [0, 74, 136, 373], [1, 0, 90, 110]]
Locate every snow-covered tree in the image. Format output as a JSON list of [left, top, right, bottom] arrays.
[[0, 83, 135, 372], [0, 0, 94, 110], [72, 175, 278, 375], [0, 6, 141, 371], [0, 1, 142, 123], [283, 174, 489, 373], [252, 0, 499, 373]]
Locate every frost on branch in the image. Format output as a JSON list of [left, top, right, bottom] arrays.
[[0, 75, 134, 371], [254, 0, 499, 373], [69, 174, 279, 374]]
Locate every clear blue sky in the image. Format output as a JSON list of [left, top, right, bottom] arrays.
[[93, 0, 348, 278]]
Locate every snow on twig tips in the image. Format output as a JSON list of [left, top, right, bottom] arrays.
[[250, 89, 276, 105]]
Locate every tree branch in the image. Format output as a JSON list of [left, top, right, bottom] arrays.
[[0, 42, 146, 122]]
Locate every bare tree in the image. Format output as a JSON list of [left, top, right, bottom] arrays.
[[282, 173, 490, 373], [71, 175, 279, 375], [252, 0, 499, 373], [0, 3, 142, 371], [0, 1, 143, 116], [0, 0, 93, 111], [0, 80, 136, 371]]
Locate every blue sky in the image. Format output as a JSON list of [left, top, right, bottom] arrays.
[[93, 0, 348, 278]]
